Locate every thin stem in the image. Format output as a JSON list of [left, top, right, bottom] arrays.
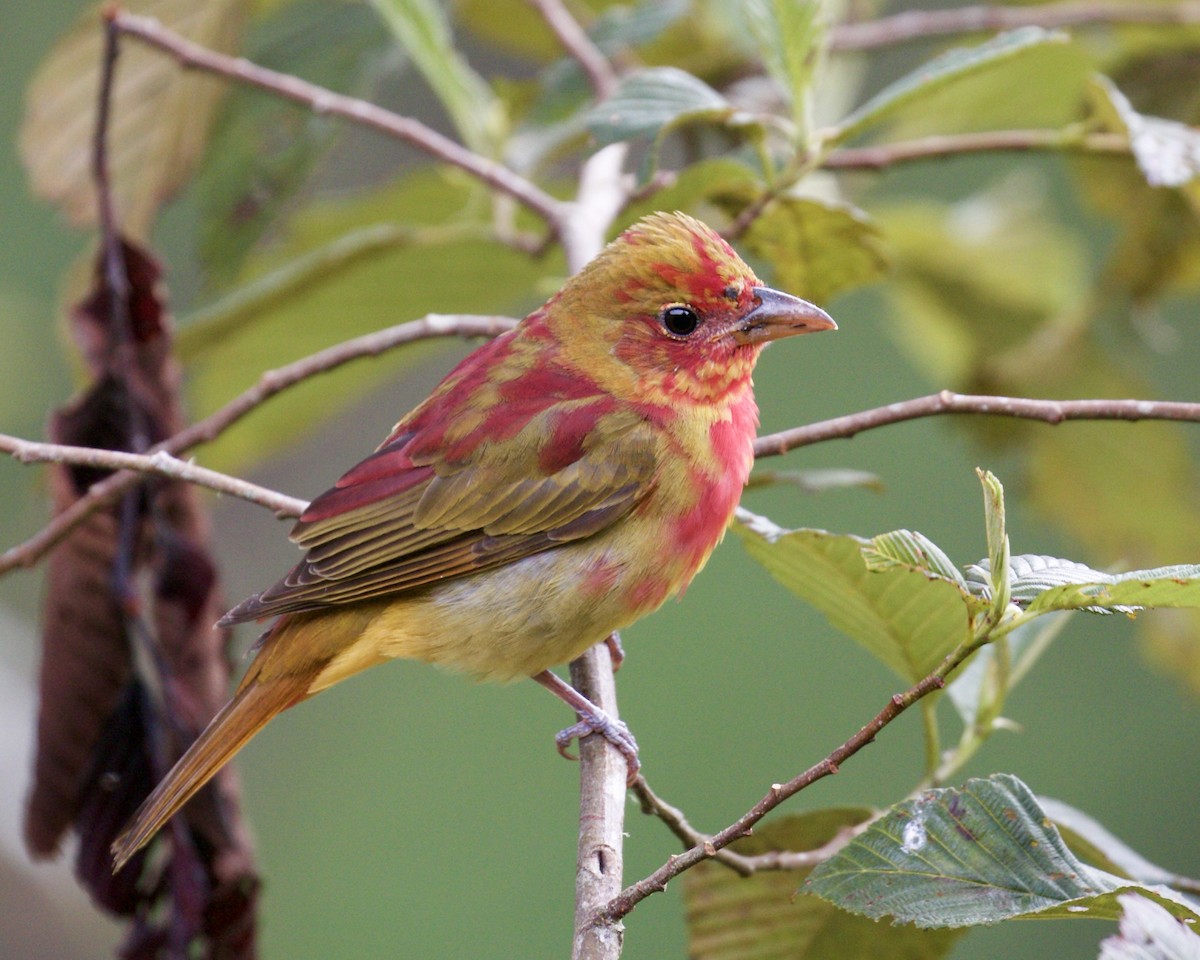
[[106, 9, 566, 230], [830, 1, 1200, 51], [752, 391, 1200, 459], [823, 129, 1128, 171], [528, 0, 617, 99], [919, 697, 941, 781], [0, 436, 308, 518]]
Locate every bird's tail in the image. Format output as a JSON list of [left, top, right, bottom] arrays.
[[110, 672, 307, 872]]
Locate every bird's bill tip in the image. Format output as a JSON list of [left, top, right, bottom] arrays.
[[735, 286, 836, 344]]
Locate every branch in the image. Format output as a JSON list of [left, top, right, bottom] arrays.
[[823, 129, 1129, 171], [106, 8, 566, 230], [830, 1, 1200, 51], [0, 314, 516, 576], [529, 0, 617, 100], [593, 665, 956, 929], [753, 391, 1200, 459], [629, 775, 874, 876], [0, 436, 308, 518], [728, 128, 1129, 239]]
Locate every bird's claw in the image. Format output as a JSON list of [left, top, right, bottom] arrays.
[[555, 712, 641, 784]]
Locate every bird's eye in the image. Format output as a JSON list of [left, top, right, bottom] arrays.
[[661, 305, 701, 337]]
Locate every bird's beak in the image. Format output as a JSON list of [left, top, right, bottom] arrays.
[[733, 286, 836, 345]]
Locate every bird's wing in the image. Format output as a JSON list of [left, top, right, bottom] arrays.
[[220, 395, 659, 623]]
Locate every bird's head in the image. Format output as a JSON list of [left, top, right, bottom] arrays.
[[548, 211, 835, 404]]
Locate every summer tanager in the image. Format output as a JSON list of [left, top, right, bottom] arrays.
[[110, 211, 834, 870]]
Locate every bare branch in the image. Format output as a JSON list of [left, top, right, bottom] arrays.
[[0, 436, 308, 518], [630, 774, 876, 876], [753, 391, 1200, 459], [529, 0, 617, 99], [830, 1, 1200, 51], [106, 9, 566, 230], [823, 129, 1129, 171], [0, 314, 516, 576]]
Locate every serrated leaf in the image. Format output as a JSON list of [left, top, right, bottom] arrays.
[[828, 27, 1072, 147], [368, 0, 502, 154], [586, 66, 735, 146], [1100, 893, 1200, 960], [963, 555, 1200, 616], [182, 171, 545, 472], [684, 809, 966, 960], [807, 774, 1200, 928], [861, 529, 965, 588], [1027, 567, 1200, 615], [1090, 75, 1200, 189], [20, 0, 247, 236], [734, 508, 972, 682], [194, 0, 395, 282], [742, 0, 824, 131], [741, 196, 888, 305]]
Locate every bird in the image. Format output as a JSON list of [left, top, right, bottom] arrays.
[[110, 211, 835, 870]]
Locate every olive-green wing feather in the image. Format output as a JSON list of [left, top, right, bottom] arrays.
[[221, 404, 658, 624]]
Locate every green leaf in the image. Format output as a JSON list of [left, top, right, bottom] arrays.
[[734, 508, 972, 682], [807, 774, 1200, 928], [861, 529, 965, 588], [741, 196, 888, 306], [962, 555, 1200, 616], [1026, 565, 1200, 615], [1089, 75, 1200, 189], [742, 0, 824, 131], [193, 0, 395, 283], [586, 66, 735, 146], [367, 0, 502, 154], [1100, 893, 1200, 960], [182, 170, 545, 472], [828, 27, 1073, 147], [19, 0, 248, 236], [978, 469, 1011, 620], [684, 810, 966, 960]]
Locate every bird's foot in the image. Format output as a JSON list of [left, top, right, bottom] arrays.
[[532, 669, 641, 784], [554, 711, 640, 783]]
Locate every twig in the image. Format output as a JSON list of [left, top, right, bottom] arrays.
[[106, 8, 567, 231], [629, 775, 876, 876], [727, 129, 1129, 240], [0, 314, 516, 575], [823, 129, 1128, 171], [529, 0, 617, 99], [752, 391, 1200, 459], [830, 1, 1200, 51], [0, 436, 308, 518], [593, 666, 956, 928]]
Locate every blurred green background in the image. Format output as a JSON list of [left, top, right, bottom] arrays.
[[2, 1, 1198, 959]]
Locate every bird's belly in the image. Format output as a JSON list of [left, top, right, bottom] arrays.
[[363, 539, 657, 682]]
